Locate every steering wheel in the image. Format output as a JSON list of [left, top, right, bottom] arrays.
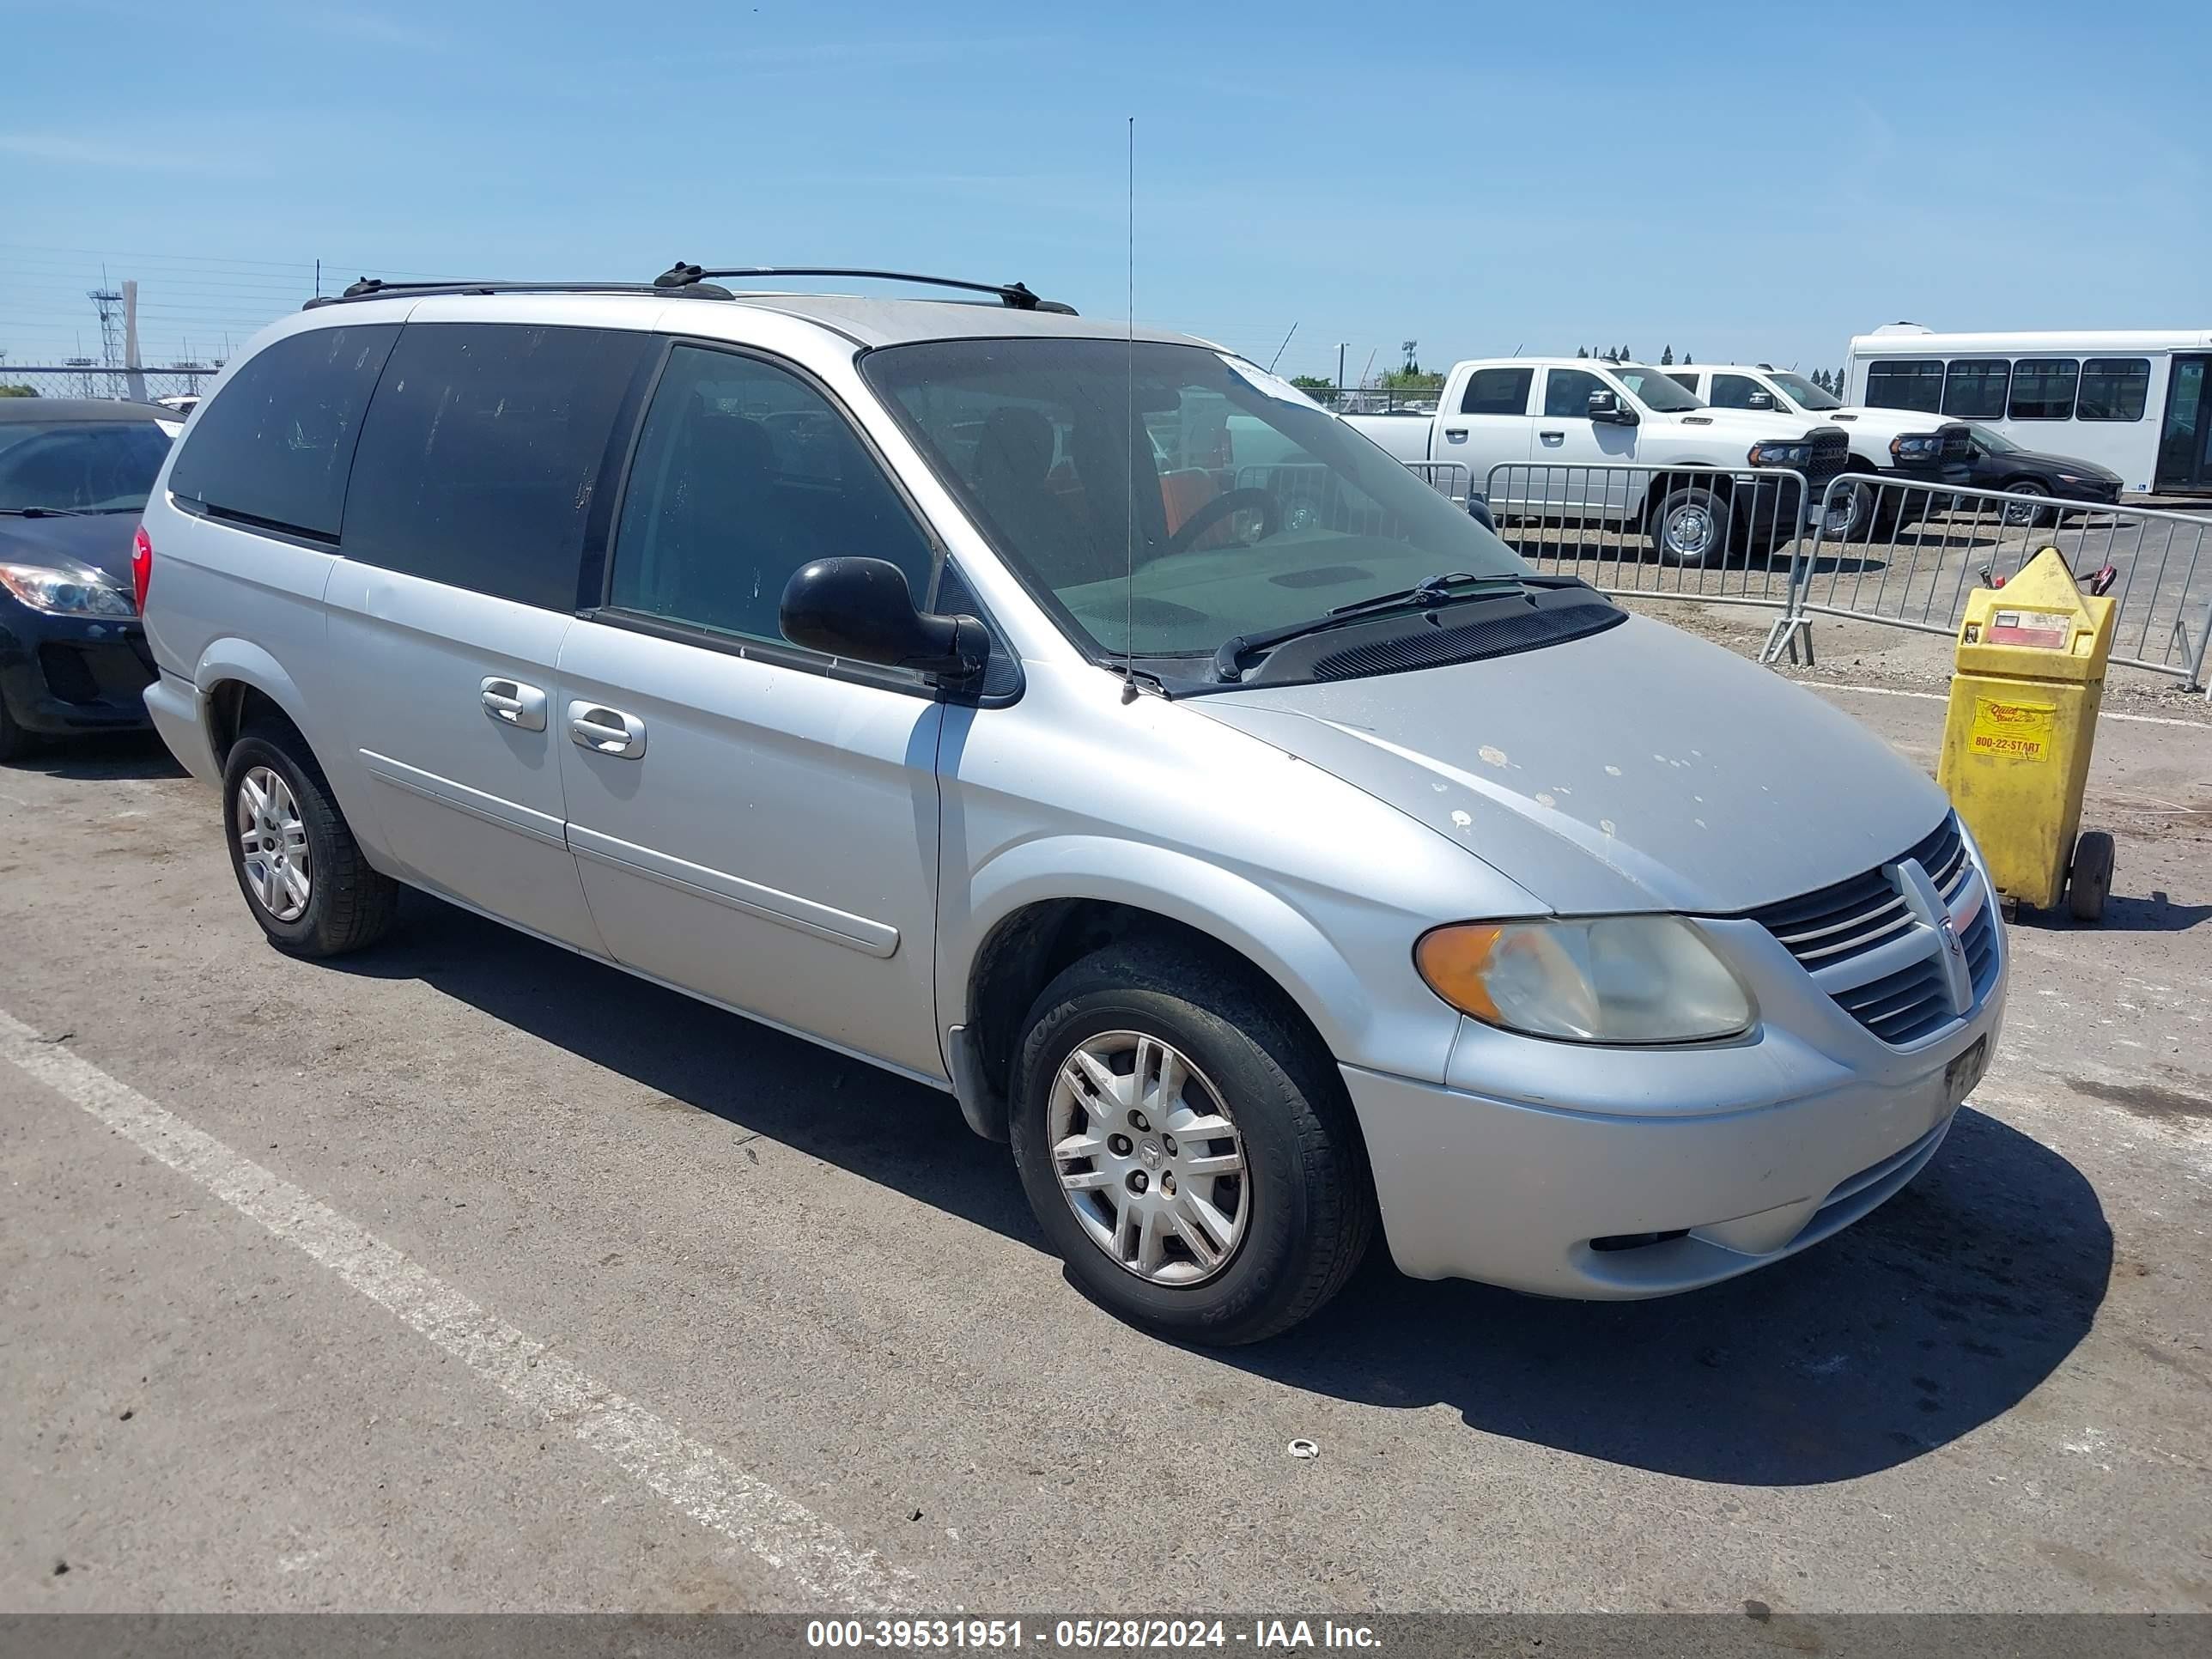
[[1162, 486, 1282, 557]]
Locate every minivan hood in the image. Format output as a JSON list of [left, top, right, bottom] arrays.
[[1194, 614, 1948, 915]]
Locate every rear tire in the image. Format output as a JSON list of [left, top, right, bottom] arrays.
[[2001, 481, 2054, 528], [1649, 483, 1730, 567], [222, 721, 399, 957], [1008, 939, 1374, 1345]]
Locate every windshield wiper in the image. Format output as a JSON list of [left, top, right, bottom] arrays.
[[0, 505, 88, 517], [1211, 571, 1528, 683]]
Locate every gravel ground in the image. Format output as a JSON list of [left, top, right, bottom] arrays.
[[2, 653, 2208, 1615]]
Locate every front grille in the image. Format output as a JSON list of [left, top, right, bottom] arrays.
[[1753, 814, 1964, 972], [1803, 428, 1850, 488], [1750, 812, 1993, 1046], [1307, 599, 1623, 682], [1833, 956, 1956, 1045]]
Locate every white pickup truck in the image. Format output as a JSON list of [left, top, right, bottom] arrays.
[[1662, 364, 1973, 527], [1344, 357, 1857, 563]]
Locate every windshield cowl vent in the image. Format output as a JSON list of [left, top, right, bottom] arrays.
[[1299, 598, 1625, 684]]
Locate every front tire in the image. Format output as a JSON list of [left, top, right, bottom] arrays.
[[2001, 481, 2053, 528], [222, 721, 399, 957], [1649, 483, 1730, 567], [1009, 940, 1374, 1345]]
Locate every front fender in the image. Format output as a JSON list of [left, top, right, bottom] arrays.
[[945, 833, 1460, 1084]]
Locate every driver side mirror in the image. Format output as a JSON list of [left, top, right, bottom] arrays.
[[780, 557, 987, 681], [1587, 390, 1638, 426], [1747, 391, 1776, 410]]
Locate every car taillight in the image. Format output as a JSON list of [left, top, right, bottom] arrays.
[[131, 524, 154, 614]]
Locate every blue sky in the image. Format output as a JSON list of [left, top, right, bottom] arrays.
[[3, 0, 2205, 381]]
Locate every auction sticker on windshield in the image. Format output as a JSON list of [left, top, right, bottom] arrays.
[[1968, 697, 2057, 763]]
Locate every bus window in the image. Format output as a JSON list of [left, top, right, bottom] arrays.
[[1941, 360, 2010, 420], [2078, 358, 2150, 422], [2008, 359, 2080, 421], [1865, 360, 1945, 412]]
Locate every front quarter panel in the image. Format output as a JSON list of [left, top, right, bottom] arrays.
[[939, 660, 1542, 1082]]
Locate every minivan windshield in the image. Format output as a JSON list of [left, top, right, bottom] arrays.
[[1768, 371, 1842, 410], [0, 420, 172, 514], [863, 338, 1528, 666], [1609, 367, 1704, 412]]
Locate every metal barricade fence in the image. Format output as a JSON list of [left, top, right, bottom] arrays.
[[1481, 461, 1822, 610], [1765, 475, 2212, 694], [1, 366, 219, 404]]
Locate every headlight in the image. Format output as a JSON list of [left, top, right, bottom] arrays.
[[0, 561, 136, 617], [1415, 916, 1754, 1043], [1747, 440, 1813, 468], [1889, 433, 1945, 463]]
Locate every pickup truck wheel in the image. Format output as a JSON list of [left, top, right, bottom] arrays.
[[1008, 940, 1374, 1345], [1650, 484, 1729, 567]]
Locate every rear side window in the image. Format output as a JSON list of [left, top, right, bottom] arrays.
[[1459, 367, 1532, 416], [167, 324, 398, 540], [1942, 360, 2010, 420], [343, 324, 654, 609], [1863, 360, 1944, 413], [2008, 358, 2079, 421], [2078, 358, 2149, 422]]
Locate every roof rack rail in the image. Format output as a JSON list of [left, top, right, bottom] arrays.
[[304, 276, 734, 310], [653, 263, 1076, 314]]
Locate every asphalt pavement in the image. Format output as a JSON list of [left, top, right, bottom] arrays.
[[3, 679, 2208, 1614]]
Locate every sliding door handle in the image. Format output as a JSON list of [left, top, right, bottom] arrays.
[[567, 702, 647, 758]]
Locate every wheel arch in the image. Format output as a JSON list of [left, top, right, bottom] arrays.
[[195, 639, 315, 769], [946, 840, 1378, 1139]]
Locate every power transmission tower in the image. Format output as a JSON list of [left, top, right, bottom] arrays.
[[88, 281, 125, 398]]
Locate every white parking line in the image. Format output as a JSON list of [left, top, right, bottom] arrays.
[[1800, 681, 2211, 729], [0, 1006, 921, 1613]]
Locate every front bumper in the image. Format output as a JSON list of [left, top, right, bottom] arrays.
[[0, 611, 156, 736], [1343, 885, 2008, 1299]]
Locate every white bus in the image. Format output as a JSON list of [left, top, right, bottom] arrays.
[[1844, 325, 2212, 495]]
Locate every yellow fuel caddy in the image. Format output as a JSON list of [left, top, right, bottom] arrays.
[[1937, 547, 2117, 921]]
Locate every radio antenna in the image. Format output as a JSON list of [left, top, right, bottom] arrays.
[[1267, 320, 1298, 374], [1121, 114, 1139, 705]]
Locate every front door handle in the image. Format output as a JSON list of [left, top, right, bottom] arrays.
[[1540, 430, 1565, 444], [1443, 427, 1468, 441], [480, 677, 547, 732], [567, 702, 647, 758]]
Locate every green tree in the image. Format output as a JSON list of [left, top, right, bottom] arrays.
[[1660, 344, 1674, 364], [1683, 352, 1692, 366], [1574, 346, 1589, 358], [0, 385, 38, 398], [1288, 374, 1336, 398]]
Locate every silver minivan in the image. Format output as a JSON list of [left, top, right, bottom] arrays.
[[137, 270, 2005, 1343]]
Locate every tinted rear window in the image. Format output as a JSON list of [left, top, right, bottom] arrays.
[[342, 324, 654, 609], [167, 325, 398, 539], [1459, 367, 1532, 416]]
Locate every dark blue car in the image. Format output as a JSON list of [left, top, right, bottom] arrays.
[[0, 398, 175, 759]]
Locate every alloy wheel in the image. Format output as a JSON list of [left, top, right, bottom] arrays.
[[236, 764, 312, 922]]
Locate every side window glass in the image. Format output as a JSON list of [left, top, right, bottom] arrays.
[[1864, 360, 1945, 413], [1942, 360, 2010, 420], [1711, 374, 1766, 410], [2008, 358, 2080, 421], [1460, 367, 1533, 416], [608, 345, 936, 647], [167, 324, 398, 539], [2077, 358, 2149, 422], [343, 324, 652, 608], [1542, 369, 1607, 419]]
